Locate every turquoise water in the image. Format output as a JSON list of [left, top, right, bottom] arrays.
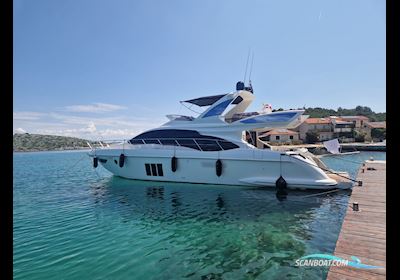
[[13, 151, 385, 280]]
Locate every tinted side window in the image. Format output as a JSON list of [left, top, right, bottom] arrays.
[[150, 164, 157, 176], [144, 139, 160, 144], [156, 164, 164, 176], [131, 129, 203, 140], [130, 139, 144, 144], [129, 129, 239, 151], [232, 96, 243, 104], [160, 139, 179, 146], [219, 141, 239, 150], [176, 139, 200, 150], [196, 139, 222, 151], [145, 164, 151, 175]]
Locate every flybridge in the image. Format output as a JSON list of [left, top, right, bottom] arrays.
[[158, 82, 305, 142], [171, 81, 304, 127], [178, 83, 256, 121]]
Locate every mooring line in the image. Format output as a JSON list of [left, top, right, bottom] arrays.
[[298, 188, 344, 198], [67, 152, 89, 171]]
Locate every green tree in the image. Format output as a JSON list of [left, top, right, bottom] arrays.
[[305, 131, 319, 144], [354, 131, 366, 142], [304, 106, 385, 121], [371, 128, 386, 141]]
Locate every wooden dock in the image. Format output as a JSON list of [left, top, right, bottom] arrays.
[[327, 160, 386, 280]]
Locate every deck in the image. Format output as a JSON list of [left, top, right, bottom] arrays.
[[269, 143, 386, 152], [326, 160, 386, 279]]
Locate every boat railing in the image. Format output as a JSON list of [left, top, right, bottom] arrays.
[[87, 139, 126, 150], [129, 137, 237, 152]]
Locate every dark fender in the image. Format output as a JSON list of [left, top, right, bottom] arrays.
[[216, 159, 222, 177], [119, 154, 125, 168], [171, 156, 178, 172]]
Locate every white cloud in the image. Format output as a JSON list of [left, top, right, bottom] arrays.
[[64, 103, 126, 113], [83, 122, 97, 133], [35, 123, 97, 138], [13, 110, 165, 140], [35, 127, 140, 140], [47, 113, 163, 130], [92, 129, 140, 140], [13, 112, 45, 120], [14, 127, 27, 134]]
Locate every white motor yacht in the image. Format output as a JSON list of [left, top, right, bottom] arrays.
[[89, 82, 348, 190]]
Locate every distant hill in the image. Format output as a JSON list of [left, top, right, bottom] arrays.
[[304, 106, 386, 121], [13, 133, 94, 152], [272, 106, 386, 121]]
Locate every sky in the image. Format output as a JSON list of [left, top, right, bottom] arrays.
[[13, 0, 386, 140]]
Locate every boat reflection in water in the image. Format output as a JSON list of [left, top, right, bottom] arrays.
[[87, 177, 350, 279], [89, 177, 341, 219]]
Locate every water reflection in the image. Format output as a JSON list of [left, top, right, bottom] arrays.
[[216, 194, 225, 210], [275, 188, 288, 201], [88, 178, 350, 279], [89, 177, 350, 224], [171, 191, 181, 208], [146, 186, 164, 200]]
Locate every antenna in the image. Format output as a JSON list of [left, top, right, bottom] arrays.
[[243, 49, 251, 84], [248, 52, 255, 84]]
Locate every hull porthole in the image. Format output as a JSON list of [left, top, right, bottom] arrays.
[[93, 157, 98, 168]]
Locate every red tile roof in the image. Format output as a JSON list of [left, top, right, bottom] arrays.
[[332, 119, 353, 124], [259, 129, 299, 137], [366, 121, 386, 129], [304, 118, 331, 124]]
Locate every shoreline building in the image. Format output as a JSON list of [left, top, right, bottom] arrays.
[[298, 118, 333, 141], [362, 121, 386, 141], [250, 114, 385, 146], [258, 129, 300, 144]]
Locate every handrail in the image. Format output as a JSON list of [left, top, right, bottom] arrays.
[[192, 139, 202, 151], [128, 137, 238, 151], [215, 140, 224, 151], [130, 137, 235, 142]]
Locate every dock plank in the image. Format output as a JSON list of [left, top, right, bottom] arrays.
[[327, 161, 386, 280]]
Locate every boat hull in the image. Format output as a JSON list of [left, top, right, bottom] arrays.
[[90, 147, 341, 190]]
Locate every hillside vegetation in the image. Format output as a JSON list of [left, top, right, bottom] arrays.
[[304, 106, 386, 121], [13, 133, 94, 152], [273, 106, 386, 122]]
